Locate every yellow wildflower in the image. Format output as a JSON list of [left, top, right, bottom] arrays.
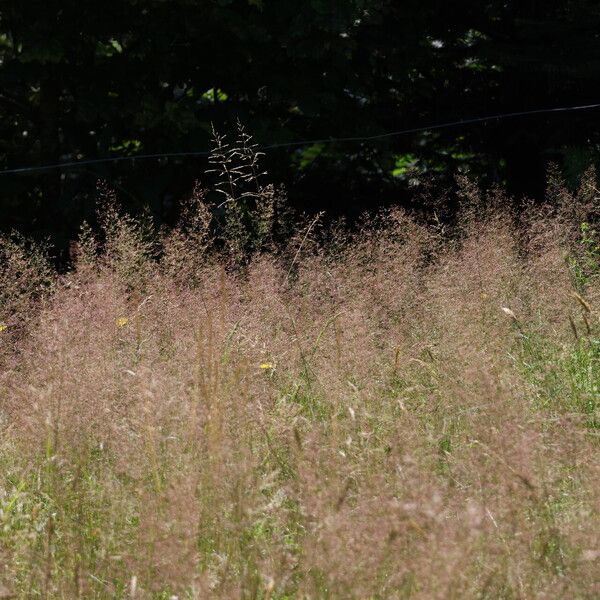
[[116, 317, 129, 328], [480, 292, 489, 300], [0, 323, 7, 332], [260, 362, 274, 370]]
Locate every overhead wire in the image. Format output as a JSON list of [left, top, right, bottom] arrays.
[[1, 102, 599, 176]]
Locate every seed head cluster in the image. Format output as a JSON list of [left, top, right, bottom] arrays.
[[1, 170, 599, 598]]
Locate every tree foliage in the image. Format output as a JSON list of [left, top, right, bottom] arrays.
[[1, 0, 600, 246]]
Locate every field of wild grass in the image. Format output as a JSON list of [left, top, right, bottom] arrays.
[[1, 171, 600, 599]]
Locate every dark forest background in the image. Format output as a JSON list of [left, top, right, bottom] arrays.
[[2, 0, 600, 251]]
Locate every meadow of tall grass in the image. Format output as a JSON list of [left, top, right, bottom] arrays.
[[1, 166, 600, 599]]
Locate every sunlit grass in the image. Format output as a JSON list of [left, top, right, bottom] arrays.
[[1, 176, 600, 598]]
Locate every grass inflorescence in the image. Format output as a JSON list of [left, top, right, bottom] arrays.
[[1, 163, 600, 598]]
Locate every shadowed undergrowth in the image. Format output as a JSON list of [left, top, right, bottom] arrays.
[[1, 171, 600, 599]]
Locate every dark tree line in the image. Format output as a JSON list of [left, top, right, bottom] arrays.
[[1, 0, 600, 247]]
